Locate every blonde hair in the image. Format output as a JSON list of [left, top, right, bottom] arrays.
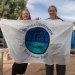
[[48, 5, 57, 19], [18, 9, 31, 20]]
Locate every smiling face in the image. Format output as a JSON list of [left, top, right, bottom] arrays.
[[48, 6, 57, 19], [22, 10, 30, 20]]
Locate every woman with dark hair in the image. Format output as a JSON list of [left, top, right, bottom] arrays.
[[45, 5, 75, 75], [12, 9, 31, 75]]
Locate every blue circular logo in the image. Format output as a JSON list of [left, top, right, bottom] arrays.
[[25, 27, 50, 54]]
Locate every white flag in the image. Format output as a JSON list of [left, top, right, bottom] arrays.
[[1, 19, 73, 65]]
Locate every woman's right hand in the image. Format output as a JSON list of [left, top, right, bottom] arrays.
[[73, 22, 75, 25], [35, 17, 41, 20]]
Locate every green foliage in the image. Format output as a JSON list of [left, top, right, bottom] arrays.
[[0, 0, 28, 19]]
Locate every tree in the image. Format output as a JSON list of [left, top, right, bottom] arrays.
[[0, 0, 28, 36], [0, 0, 28, 19]]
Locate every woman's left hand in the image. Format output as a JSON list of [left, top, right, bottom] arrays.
[[35, 17, 41, 20], [73, 22, 75, 25]]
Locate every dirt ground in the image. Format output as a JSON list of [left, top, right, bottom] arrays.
[[3, 54, 75, 75]]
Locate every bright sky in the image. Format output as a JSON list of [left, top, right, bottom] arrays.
[[27, 0, 75, 22]]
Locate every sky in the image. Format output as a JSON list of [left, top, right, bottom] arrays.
[[26, 0, 75, 22]]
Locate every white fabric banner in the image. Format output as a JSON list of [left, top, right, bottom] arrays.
[[1, 19, 73, 65]]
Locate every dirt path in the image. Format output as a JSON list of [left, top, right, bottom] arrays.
[[3, 54, 75, 75]]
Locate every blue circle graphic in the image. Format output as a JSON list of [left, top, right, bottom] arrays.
[[25, 27, 50, 54]]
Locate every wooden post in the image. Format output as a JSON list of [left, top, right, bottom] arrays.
[[0, 49, 3, 75], [0, 48, 8, 75]]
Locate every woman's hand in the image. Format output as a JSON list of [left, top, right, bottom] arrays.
[[35, 17, 41, 20], [73, 22, 75, 25]]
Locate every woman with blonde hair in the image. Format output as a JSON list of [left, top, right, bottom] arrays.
[[18, 9, 31, 20], [12, 8, 31, 75]]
